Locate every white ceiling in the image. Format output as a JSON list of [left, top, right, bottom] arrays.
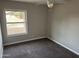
[[11, 0, 65, 4]]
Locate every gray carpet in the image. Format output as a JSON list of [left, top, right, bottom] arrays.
[[3, 38, 79, 58]]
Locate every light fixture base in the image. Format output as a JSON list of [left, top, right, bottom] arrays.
[[47, 0, 55, 8]]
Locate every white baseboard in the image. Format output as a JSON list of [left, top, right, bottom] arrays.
[[49, 38, 79, 56], [4, 36, 46, 46]]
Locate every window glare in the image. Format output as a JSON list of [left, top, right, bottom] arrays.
[[5, 10, 27, 36], [5, 11, 25, 22], [7, 23, 26, 35]]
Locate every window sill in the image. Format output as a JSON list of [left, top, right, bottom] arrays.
[[7, 33, 27, 38]]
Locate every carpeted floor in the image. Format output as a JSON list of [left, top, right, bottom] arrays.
[[3, 38, 79, 58]]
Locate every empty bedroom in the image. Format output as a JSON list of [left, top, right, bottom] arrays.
[[0, 0, 79, 58]]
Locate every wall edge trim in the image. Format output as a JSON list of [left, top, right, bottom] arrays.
[[49, 38, 79, 56]]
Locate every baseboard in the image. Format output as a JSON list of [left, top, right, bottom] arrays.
[[4, 36, 46, 46], [49, 38, 79, 56]]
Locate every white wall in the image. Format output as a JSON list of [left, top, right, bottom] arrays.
[[0, 1, 48, 45], [0, 9, 3, 58], [48, 0, 79, 55], [0, 25, 3, 58]]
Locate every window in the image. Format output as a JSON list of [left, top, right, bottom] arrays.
[[5, 10, 27, 36]]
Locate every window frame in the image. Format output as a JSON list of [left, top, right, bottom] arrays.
[[4, 9, 28, 37]]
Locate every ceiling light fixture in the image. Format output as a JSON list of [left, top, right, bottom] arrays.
[[47, 0, 55, 8]]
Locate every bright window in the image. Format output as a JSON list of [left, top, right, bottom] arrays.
[[5, 10, 27, 36]]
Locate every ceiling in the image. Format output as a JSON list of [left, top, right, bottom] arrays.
[[11, 0, 66, 4]]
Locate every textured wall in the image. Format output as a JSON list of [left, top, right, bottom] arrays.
[[48, 0, 79, 54]]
